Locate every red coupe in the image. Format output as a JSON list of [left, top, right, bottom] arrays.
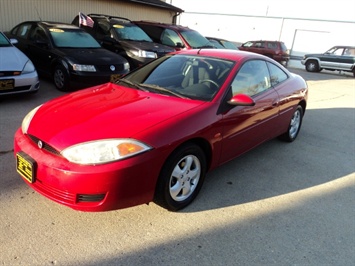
[[14, 49, 308, 212]]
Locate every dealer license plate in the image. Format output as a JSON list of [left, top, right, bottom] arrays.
[[16, 152, 37, 183], [0, 79, 14, 90]]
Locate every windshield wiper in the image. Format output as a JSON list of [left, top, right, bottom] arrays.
[[117, 78, 148, 91], [139, 83, 190, 99]]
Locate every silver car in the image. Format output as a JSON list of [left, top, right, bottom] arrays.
[[0, 32, 40, 95]]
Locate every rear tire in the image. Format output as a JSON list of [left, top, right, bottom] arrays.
[[154, 143, 206, 211], [278, 106, 303, 142]]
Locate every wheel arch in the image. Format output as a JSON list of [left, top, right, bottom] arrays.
[[298, 99, 307, 115], [304, 57, 321, 65]]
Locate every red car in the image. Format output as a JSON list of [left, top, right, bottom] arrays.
[[14, 49, 308, 212]]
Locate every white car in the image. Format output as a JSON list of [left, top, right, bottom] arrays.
[[0, 32, 39, 96]]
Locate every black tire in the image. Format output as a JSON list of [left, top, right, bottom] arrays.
[[278, 106, 304, 142], [305, 60, 320, 72], [53, 65, 71, 91], [154, 143, 206, 211]]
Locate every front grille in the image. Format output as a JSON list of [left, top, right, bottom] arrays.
[[0, 85, 31, 93], [77, 194, 106, 202], [96, 64, 125, 72], [35, 179, 77, 204], [27, 134, 61, 156], [0, 71, 20, 77]]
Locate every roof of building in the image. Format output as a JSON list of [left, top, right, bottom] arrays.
[[122, 0, 184, 13]]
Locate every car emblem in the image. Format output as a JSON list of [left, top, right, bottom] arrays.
[[38, 140, 43, 149], [110, 65, 116, 71]]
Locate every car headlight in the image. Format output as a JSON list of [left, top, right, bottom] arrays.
[[61, 139, 152, 165], [132, 50, 157, 59], [21, 105, 42, 134], [72, 64, 96, 72], [22, 60, 36, 74]]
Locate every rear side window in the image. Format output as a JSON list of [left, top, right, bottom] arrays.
[[12, 23, 32, 39], [267, 62, 288, 86], [267, 42, 278, 49], [280, 42, 288, 51], [161, 29, 181, 46]]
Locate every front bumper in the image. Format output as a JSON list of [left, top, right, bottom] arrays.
[[14, 128, 162, 212], [0, 71, 40, 95]]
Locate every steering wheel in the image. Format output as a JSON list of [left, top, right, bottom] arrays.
[[200, 79, 219, 89]]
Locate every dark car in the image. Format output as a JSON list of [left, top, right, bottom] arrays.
[[133, 20, 214, 51], [301, 46, 355, 77], [14, 49, 308, 212], [72, 14, 175, 69], [5, 21, 130, 91], [239, 40, 290, 65], [206, 36, 238, 50]]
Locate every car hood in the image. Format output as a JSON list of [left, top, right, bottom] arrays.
[[57, 47, 126, 64], [120, 40, 174, 54], [28, 83, 203, 150], [0, 46, 29, 71]]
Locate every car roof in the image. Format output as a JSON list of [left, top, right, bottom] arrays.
[[87, 14, 132, 25], [133, 20, 192, 31], [173, 48, 268, 61], [18, 21, 81, 30]]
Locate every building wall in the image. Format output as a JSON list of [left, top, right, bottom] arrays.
[[177, 12, 355, 57], [0, 0, 175, 31]]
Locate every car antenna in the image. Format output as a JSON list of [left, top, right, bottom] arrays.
[[35, 6, 42, 21]]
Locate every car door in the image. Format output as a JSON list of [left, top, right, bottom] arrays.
[[320, 47, 344, 69], [219, 60, 280, 164], [339, 48, 355, 71], [25, 25, 54, 75]]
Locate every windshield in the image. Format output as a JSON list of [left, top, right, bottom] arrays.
[[0, 32, 11, 47], [180, 30, 214, 48], [49, 29, 101, 48], [113, 24, 152, 42], [121, 54, 235, 101]]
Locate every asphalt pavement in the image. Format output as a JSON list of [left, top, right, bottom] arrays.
[[0, 67, 354, 266]]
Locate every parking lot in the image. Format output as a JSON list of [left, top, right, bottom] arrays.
[[1, 67, 354, 265]]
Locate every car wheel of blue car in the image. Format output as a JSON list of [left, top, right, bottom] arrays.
[[54, 65, 71, 91], [154, 143, 206, 211]]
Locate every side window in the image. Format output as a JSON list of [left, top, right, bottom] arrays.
[[29, 26, 47, 42], [333, 48, 344, 55], [231, 60, 271, 96], [161, 29, 181, 46], [267, 42, 277, 49], [97, 22, 110, 38], [255, 41, 265, 48], [267, 62, 288, 86], [13, 23, 33, 39], [343, 48, 355, 56]]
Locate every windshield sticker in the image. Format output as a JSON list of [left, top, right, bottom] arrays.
[[113, 25, 124, 29], [49, 29, 64, 33]]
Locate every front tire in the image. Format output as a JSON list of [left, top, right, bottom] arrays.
[[53, 65, 71, 91], [305, 60, 320, 72], [278, 106, 304, 142], [154, 143, 206, 211]]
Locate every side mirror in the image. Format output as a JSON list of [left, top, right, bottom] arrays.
[[10, 38, 18, 45], [176, 42, 184, 48], [227, 93, 255, 106]]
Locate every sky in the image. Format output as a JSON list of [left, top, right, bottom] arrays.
[[170, 0, 355, 22]]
